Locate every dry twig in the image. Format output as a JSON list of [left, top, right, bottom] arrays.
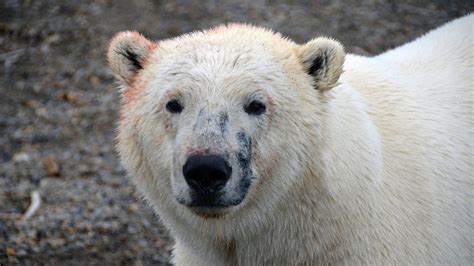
[[21, 190, 41, 222]]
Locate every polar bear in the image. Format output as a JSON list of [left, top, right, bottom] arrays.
[[108, 15, 473, 265]]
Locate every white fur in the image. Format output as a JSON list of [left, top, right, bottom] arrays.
[[109, 15, 473, 265]]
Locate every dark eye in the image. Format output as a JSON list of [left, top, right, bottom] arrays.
[[245, 100, 266, 116], [166, 100, 183, 113]]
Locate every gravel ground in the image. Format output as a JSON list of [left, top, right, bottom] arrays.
[[0, 1, 472, 265]]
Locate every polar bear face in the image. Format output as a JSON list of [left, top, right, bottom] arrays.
[[109, 25, 344, 220]]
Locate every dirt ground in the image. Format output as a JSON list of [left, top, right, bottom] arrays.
[[0, 0, 472, 265]]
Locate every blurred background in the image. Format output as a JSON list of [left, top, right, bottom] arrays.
[[0, 0, 472, 264]]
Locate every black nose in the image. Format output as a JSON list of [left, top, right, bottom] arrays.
[[183, 155, 232, 192]]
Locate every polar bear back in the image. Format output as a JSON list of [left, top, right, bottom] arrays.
[[340, 14, 473, 263]]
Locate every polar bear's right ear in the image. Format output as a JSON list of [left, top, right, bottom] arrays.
[[107, 31, 156, 85], [297, 37, 345, 91]]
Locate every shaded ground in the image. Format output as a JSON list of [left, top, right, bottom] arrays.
[[0, 0, 472, 264]]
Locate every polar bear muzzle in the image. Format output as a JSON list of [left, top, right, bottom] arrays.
[[182, 154, 232, 206], [176, 129, 254, 211]]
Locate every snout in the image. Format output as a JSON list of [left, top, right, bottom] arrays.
[[183, 154, 232, 194], [173, 126, 254, 212]]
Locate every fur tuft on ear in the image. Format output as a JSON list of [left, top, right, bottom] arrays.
[[297, 37, 345, 91], [107, 31, 156, 85]]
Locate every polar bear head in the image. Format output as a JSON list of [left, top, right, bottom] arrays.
[[108, 25, 344, 226]]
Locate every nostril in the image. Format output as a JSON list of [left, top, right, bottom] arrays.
[[183, 155, 232, 191]]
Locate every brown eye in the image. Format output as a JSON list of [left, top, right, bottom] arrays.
[[245, 100, 266, 116], [166, 100, 183, 113]]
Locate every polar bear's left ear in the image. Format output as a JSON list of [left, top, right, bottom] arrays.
[[107, 31, 157, 85], [297, 37, 345, 91]]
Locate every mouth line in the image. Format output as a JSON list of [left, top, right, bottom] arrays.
[[175, 195, 244, 216], [187, 205, 232, 218], [180, 197, 243, 208]]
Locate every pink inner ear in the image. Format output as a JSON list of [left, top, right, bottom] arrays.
[[108, 31, 158, 70], [130, 32, 158, 51], [109, 31, 159, 107]]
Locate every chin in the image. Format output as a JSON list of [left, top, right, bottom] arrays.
[[176, 195, 246, 219]]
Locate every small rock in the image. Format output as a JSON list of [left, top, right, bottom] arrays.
[[43, 156, 60, 177], [44, 34, 60, 45], [66, 226, 78, 234], [60, 91, 87, 106], [128, 203, 139, 213], [53, 81, 66, 89], [78, 163, 95, 176], [6, 247, 16, 257], [13, 152, 30, 163], [35, 107, 49, 119], [16, 248, 27, 257], [89, 75, 101, 87], [25, 100, 40, 109], [49, 238, 66, 248]]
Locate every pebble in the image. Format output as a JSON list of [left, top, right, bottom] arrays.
[[43, 156, 60, 177], [13, 152, 30, 163]]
